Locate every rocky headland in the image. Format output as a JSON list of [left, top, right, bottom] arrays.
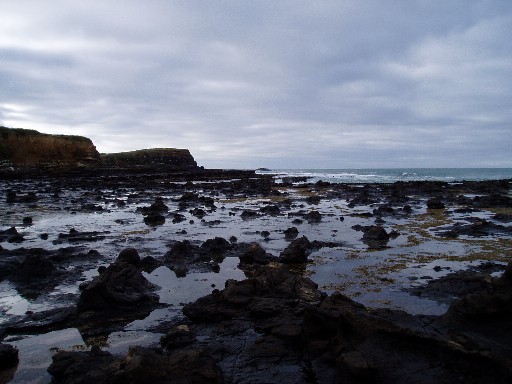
[[0, 127, 100, 169], [0, 127, 198, 175]]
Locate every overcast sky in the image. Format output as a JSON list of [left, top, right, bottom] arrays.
[[1, 1, 511, 168]]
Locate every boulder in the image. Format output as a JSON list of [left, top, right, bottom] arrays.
[[280, 236, 313, 263], [116, 248, 140, 265], [284, 226, 299, 240], [77, 260, 158, 313], [305, 210, 322, 223]]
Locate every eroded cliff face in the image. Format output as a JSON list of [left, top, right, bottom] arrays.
[[0, 127, 199, 172], [101, 148, 197, 169], [0, 127, 100, 168]]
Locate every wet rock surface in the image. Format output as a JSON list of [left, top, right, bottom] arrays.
[[0, 169, 511, 382], [46, 263, 512, 383]]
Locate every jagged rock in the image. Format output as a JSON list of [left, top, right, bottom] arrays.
[[201, 237, 232, 255], [0, 226, 24, 243], [239, 243, 276, 265], [47, 347, 116, 384], [280, 236, 313, 263], [48, 346, 223, 384], [116, 248, 140, 265], [354, 225, 391, 248], [137, 197, 168, 215], [77, 260, 158, 313], [164, 238, 229, 274]]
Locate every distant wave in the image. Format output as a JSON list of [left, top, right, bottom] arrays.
[[256, 168, 512, 184]]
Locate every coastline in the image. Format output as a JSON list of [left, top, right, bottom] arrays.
[[1, 169, 511, 382]]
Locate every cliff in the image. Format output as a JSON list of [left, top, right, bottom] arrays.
[[0, 127, 199, 173], [0, 127, 100, 168], [100, 148, 197, 169]]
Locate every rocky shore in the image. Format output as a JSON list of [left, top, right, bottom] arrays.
[[1, 127, 511, 383]]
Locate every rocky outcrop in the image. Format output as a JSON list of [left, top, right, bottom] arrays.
[[100, 148, 197, 169], [0, 127, 100, 168], [0, 126, 199, 172]]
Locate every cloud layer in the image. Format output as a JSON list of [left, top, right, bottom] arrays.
[[1, 1, 511, 168]]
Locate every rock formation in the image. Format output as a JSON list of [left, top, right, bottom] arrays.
[[100, 148, 197, 169], [0, 126, 198, 171], [0, 127, 100, 168]]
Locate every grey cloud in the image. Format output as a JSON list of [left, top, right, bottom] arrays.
[[1, 1, 511, 168]]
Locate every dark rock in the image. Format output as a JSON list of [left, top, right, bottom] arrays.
[[137, 197, 169, 216], [306, 195, 321, 205], [438, 219, 512, 238], [77, 260, 159, 313], [47, 348, 116, 384], [164, 239, 228, 274], [190, 207, 206, 218], [241, 210, 258, 220], [284, 226, 299, 240], [13, 253, 55, 280], [305, 210, 322, 223], [0, 226, 24, 243], [22, 216, 33, 225], [201, 237, 232, 255], [144, 213, 166, 226], [280, 236, 313, 263], [260, 230, 270, 238], [160, 325, 196, 350], [57, 228, 107, 242], [361, 225, 390, 247], [48, 346, 223, 384], [473, 193, 512, 208], [171, 213, 186, 223], [139, 256, 162, 273], [116, 248, 140, 265], [81, 203, 104, 212], [442, 261, 512, 324], [494, 213, 512, 222], [0, 343, 18, 370], [239, 243, 276, 265], [260, 204, 280, 215], [427, 197, 445, 209], [352, 225, 392, 248]]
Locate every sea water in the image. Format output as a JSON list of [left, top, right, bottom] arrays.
[[256, 168, 512, 184]]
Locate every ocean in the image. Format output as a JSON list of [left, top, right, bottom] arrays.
[[256, 168, 512, 184]]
